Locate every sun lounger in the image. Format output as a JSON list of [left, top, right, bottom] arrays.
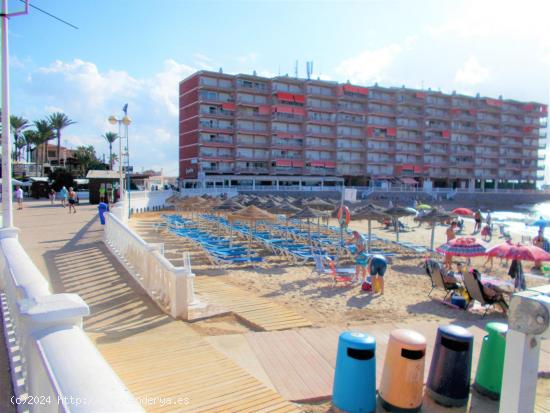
[[424, 259, 461, 301], [462, 269, 508, 317]]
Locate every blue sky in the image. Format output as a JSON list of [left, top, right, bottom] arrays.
[[7, 0, 550, 179]]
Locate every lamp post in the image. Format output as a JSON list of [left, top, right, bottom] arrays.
[[108, 114, 131, 212], [1, 0, 28, 229]]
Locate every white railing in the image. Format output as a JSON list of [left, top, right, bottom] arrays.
[[103, 212, 197, 320], [0, 228, 143, 412], [178, 188, 239, 197], [128, 190, 173, 214]]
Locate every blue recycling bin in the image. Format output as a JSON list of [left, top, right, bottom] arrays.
[[426, 324, 474, 407], [332, 331, 376, 413], [98, 202, 108, 225]]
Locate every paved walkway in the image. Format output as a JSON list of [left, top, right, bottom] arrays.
[[15, 200, 297, 413]]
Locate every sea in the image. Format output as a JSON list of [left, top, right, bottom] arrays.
[[488, 201, 550, 238]]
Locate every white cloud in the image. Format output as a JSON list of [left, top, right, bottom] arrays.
[[334, 43, 402, 84], [236, 52, 259, 64], [193, 53, 214, 70], [21, 58, 196, 176], [454, 57, 489, 85]]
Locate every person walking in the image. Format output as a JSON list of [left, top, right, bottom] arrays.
[[473, 209, 482, 233], [444, 221, 458, 269], [15, 185, 24, 210], [67, 187, 77, 214], [60, 186, 68, 207], [346, 231, 368, 284], [48, 188, 56, 205]]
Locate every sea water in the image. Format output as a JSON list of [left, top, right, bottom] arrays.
[[489, 201, 550, 238]]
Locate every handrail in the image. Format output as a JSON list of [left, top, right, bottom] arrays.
[[104, 212, 197, 319], [0, 230, 143, 412]]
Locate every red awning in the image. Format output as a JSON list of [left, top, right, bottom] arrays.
[[401, 178, 418, 185], [293, 107, 305, 116], [309, 161, 325, 167], [343, 84, 369, 95], [523, 126, 532, 133], [258, 105, 270, 115], [276, 92, 294, 102], [523, 103, 534, 111], [275, 159, 292, 167], [292, 160, 304, 167], [469, 109, 477, 116], [294, 95, 305, 103], [222, 102, 236, 111], [451, 108, 461, 115], [486, 98, 502, 107], [402, 164, 414, 170], [273, 105, 294, 114], [387, 128, 397, 136], [542, 105, 548, 114], [442, 130, 450, 138], [413, 165, 422, 173], [325, 161, 336, 168], [415, 92, 426, 99]]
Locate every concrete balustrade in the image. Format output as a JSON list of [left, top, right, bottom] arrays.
[[0, 229, 143, 412], [103, 211, 198, 320]]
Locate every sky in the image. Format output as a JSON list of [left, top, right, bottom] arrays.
[[6, 0, 550, 180]]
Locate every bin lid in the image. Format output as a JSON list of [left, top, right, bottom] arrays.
[[439, 324, 473, 342], [390, 329, 426, 350], [339, 331, 375, 350], [485, 322, 508, 337]]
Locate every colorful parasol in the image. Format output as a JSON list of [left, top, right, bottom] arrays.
[[436, 237, 487, 257], [452, 208, 474, 217], [490, 244, 550, 262]]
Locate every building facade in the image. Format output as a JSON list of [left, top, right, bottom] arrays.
[[179, 70, 547, 189]]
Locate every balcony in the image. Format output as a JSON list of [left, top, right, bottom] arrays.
[[200, 138, 234, 147], [235, 81, 269, 92], [199, 122, 234, 131], [337, 144, 365, 151], [272, 112, 304, 122], [234, 167, 270, 174], [200, 108, 234, 117], [235, 111, 270, 120], [336, 117, 367, 126]]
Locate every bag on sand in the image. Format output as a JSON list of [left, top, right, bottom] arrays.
[[361, 281, 372, 292]]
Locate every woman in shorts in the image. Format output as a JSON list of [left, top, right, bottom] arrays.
[[368, 254, 388, 294]]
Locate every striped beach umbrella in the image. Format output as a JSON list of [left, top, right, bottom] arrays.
[[436, 237, 488, 257]]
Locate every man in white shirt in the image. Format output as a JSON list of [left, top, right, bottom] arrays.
[[15, 185, 24, 210]]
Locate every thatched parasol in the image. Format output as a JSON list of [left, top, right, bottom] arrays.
[[352, 205, 389, 252], [228, 205, 277, 257], [304, 197, 335, 211], [414, 209, 456, 250], [384, 205, 418, 241], [289, 206, 328, 243], [214, 198, 244, 212], [269, 201, 301, 216]]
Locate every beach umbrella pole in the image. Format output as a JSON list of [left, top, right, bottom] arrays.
[[430, 224, 435, 251], [368, 219, 372, 253]]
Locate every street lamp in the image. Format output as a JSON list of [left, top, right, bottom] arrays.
[[108, 115, 131, 212]]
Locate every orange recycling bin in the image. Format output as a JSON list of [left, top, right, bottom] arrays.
[[378, 329, 427, 412]]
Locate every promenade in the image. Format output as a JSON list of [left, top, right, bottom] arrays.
[[14, 200, 297, 413]]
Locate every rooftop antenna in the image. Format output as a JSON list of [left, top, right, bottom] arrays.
[[294, 60, 298, 78], [253, 69, 257, 76], [218, 67, 223, 73], [306, 61, 314, 80]]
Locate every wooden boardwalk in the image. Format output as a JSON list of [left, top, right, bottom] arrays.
[[207, 320, 550, 405], [16, 202, 299, 413], [194, 277, 312, 331]]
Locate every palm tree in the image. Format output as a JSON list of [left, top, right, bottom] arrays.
[[47, 112, 76, 166], [22, 130, 40, 162], [109, 153, 119, 170], [10, 115, 29, 161], [34, 120, 55, 166], [102, 132, 119, 170]]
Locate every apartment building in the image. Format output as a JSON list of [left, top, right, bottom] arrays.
[[179, 71, 547, 189]]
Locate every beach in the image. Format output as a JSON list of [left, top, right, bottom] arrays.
[[131, 211, 547, 329]]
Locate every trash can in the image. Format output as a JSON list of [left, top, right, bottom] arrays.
[[474, 322, 508, 400], [379, 329, 426, 412], [332, 331, 376, 413], [426, 324, 473, 407], [98, 202, 108, 225]]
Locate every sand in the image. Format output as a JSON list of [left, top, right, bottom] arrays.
[[130, 211, 547, 328]]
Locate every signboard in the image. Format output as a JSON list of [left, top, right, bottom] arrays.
[[343, 188, 357, 202]]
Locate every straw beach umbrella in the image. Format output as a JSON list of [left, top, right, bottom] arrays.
[[384, 205, 417, 242], [414, 209, 456, 250], [228, 205, 277, 257], [305, 197, 335, 211], [352, 205, 389, 252], [289, 206, 328, 244]]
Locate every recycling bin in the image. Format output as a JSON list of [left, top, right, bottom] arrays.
[[379, 329, 426, 412], [332, 331, 376, 413], [98, 202, 108, 225], [474, 322, 508, 400], [426, 324, 473, 407]]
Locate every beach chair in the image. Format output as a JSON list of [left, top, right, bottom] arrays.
[[462, 270, 508, 317], [425, 259, 460, 301]]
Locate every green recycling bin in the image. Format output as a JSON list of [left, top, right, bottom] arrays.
[[474, 322, 508, 400]]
